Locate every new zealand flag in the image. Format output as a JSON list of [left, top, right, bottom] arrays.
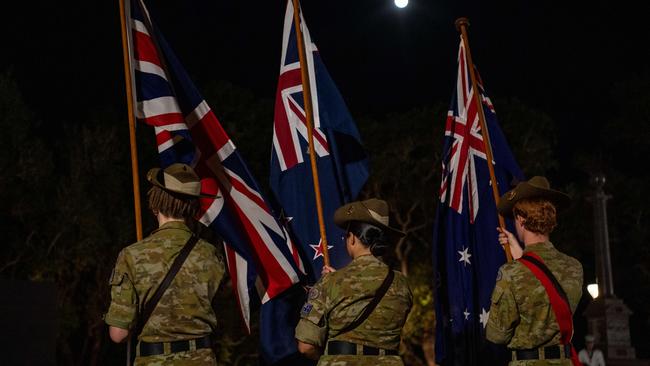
[[270, 0, 369, 284], [433, 37, 525, 366]]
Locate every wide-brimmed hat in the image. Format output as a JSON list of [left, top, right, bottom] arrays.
[[147, 163, 217, 198], [497, 176, 570, 217], [333, 198, 405, 237]]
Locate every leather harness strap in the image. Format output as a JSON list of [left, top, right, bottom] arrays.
[[130, 234, 201, 362], [334, 268, 395, 337]]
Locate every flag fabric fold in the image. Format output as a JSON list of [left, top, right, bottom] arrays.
[[433, 37, 525, 366], [126, 0, 301, 334]]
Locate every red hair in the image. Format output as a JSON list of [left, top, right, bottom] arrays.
[[513, 198, 557, 235]]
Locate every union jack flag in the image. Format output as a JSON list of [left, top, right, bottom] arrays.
[[270, 0, 369, 282], [433, 37, 524, 366], [126, 0, 301, 332], [439, 40, 499, 222]]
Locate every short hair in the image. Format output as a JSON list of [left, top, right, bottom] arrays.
[[147, 185, 199, 219], [512, 198, 557, 235], [347, 221, 389, 256]]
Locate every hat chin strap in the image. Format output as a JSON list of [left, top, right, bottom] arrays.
[[367, 209, 389, 226]]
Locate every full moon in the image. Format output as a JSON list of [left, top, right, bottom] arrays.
[[394, 0, 408, 8]]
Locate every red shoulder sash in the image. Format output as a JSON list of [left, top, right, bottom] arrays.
[[518, 252, 582, 366]]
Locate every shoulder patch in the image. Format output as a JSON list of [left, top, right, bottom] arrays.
[[308, 287, 320, 300], [496, 269, 503, 282], [301, 303, 313, 316]]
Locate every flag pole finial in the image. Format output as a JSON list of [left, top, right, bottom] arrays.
[[454, 17, 470, 31]]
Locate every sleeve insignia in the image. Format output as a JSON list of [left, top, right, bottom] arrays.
[[301, 303, 313, 316], [496, 269, 503, 282], [308, 287, 320, 300]]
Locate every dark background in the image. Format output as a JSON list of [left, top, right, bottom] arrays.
[[3, 0, 650, 165], [1, 0, 649, 364]]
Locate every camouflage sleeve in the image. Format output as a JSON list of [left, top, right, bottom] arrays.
[[486, 268, 518, 345], [104, 249, 137, 329], [569, 259, 583, 313], [295, 278, 329, 347]]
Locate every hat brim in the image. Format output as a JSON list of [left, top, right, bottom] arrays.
[[333, 203, 405, 238], [147, 168, 219, 199], [497, 182, 570, 217]]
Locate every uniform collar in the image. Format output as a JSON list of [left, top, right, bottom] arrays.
[[523, 241, 556, 255], [352, 253, 378, 263], [152, 220, 191, 235]]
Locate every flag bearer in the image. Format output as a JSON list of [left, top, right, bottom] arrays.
[[295, 199, 413, 366], [105, 163, 225, 365], [487, 176, 583, 366]]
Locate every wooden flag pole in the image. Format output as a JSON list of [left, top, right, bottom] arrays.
[[291, 0, 331, 267], [455, 17, 512, 262], [119, 1, 142, 365], [119, 0, 143, 243]]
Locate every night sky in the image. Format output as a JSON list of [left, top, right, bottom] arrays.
[[3, 0, 650, 165]]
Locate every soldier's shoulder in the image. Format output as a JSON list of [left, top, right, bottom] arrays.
[[126, 235, 158, 251], [557, 252, 583, 279], [393, 269, 409, 285], [322, 263, 359, 287], [562, 253, 582, 268], [195, 237, 218, 253], [496, 261, 522, 281]]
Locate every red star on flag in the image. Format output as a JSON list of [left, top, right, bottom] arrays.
[[310, 239, 333, 260]]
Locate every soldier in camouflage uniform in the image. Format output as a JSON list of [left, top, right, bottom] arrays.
[[295, 198, 413, 366], [104, 163, 225, 365], [486, 176, 583, 366]]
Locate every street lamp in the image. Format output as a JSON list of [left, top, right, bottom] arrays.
[[587, 283, 599, 299]]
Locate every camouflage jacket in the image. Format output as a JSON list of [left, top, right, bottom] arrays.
[[486, 241, 583, 366], [104, 221, 225, 365], [295, 254, 413, 366]]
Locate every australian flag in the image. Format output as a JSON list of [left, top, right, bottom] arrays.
[[125, 0, 302, 337], [270, 0, 369, 283], [433, 37, 525, 366]]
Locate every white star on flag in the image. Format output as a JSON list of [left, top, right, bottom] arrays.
[[463, 308, 470, 320], [310, 239, 333, 260], [479, 308, 490, 328], [458, 246, 472, 265]]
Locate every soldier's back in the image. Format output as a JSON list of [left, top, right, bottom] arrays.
[[317, 255, 412, 366], [118, 222, 224, 365], [499, 241, 583, 365]]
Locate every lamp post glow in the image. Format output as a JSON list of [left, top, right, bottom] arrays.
[[587, 283, 599, 299], [394, 0, 408, 8]]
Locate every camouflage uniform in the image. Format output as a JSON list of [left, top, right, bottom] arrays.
[[105, 221, 225, 366], [295, 254, 413, 366], [486, 241, 583, 366]]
